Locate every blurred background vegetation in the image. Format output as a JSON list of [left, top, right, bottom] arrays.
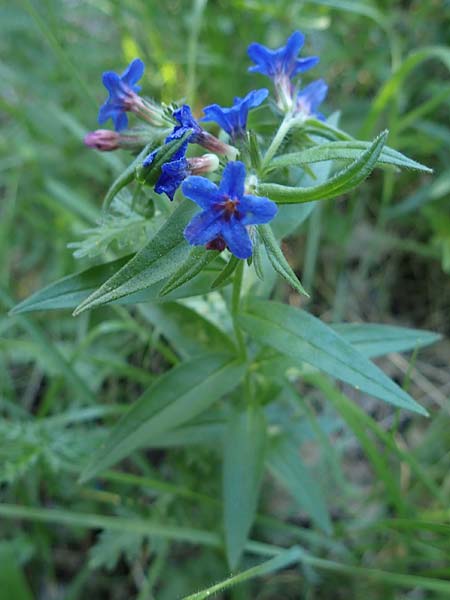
[[1, 0, 449, 598]]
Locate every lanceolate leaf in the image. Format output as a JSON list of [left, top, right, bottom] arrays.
[[138, 303, 236, 358], [238, 300, 427, 415], [332, 323, 441, 359], [11, 255, 226, 315], [258, 131, 387, 204], [10, 255, 132, 314], [159, 247, 220, 296], [223, 405, 267, 569], [267, 436, 332, 533], [211, 255, 240, 289], [302, 117, 353, 141], [258, 224, 309, 296], [73, 201, 196, 315], [80, 353, 245, 482], [270, 141, 432, 173]]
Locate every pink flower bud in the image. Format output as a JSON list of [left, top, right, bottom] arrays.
[[84, 130, 120, 151]]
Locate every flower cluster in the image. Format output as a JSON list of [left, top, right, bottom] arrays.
[[84, 30, 327, 259], [248, 31, 327, 115]]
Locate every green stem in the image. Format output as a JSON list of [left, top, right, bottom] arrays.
[[260, 114, 293, 172], [231, 260, 247, 360]]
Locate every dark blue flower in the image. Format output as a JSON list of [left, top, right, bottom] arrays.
[[295, 79, 328, 120], [247, 31, 318, 81], [166, 105, 203, 144], [155, 157, 190, 201], [182, 161, 277, 259], [142, 143, 189, 201], [201, 89, 269, 141], [98, 58, 145, 131]]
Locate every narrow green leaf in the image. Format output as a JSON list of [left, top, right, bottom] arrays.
[[258, 131, 387, 204], [11, 259, 224, 315], [0, 546, 33, 600], [138, 302, 236, 359], [10, 256, 132, 314], [102, 142, 154, 211], [1, 290, 96, 404], [159, 246, 219, 296], [80, 353, 245, 482], [267, 436, 332, 533], [73, 201, 196, 315], [248, 130, 263, 171], [362, 46, 450, 137], [258, 224, 309, 296], [0, 504, 219, 548], [271, 141, 432, 173], [332, 323, 442, 358], [238, 300, 428, 415], [307, 374, 446, 505], [309, 375, 408, 514], [223, 405, 267, 569], [302, 117, 354, 141], [386, 170, 450, 219], [183, 547, 303, 600], [211, 255, 240, 289]]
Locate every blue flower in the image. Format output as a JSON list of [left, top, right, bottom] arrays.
[[295, 79, 328, 120], [98, 58, 145, 131], [165, 104, 236, 157], [142, 143, 189, 201], [155, 157, 190, 201], [182, 161, 277, 259], [201, 89, 269, 141], [166, 105, 203, 144], [247, 31, 318, 82]]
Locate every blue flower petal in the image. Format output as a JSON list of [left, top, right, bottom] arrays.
[[166, 105, 203, 144], [247, 43, 275, 76], [239, 194, 278, 225], [121, 58, 145, 88], [98, 102, 117, 125], [296, 79, 328, 117], [200, 104, 231, 132], [201, 89, 268, 138], [243, 88, 269, 109], [247, 31, 317, 82], [113, 111, 129, 131], [221, 221, 253, 259], [184, 211, 222, 245], [101, 71, 122, 94], [283, 31, 304, 61], [219, 161, 246, 198], [292, 56, 320, 77], [155, 157, 189, 201], [182, 176, 221, 209]]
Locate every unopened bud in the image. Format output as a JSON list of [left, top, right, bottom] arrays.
[[84, 130, 120, 151], [84, 127, 167, 152], [196, 131, 238, 160], [188, 153, 220, 175]]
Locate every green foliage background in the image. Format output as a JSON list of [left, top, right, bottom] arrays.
[[1, 0, 449, 598]]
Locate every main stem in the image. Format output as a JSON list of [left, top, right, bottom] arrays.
[[231, 260, 247, 360], [260, 114, 293, 172]]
